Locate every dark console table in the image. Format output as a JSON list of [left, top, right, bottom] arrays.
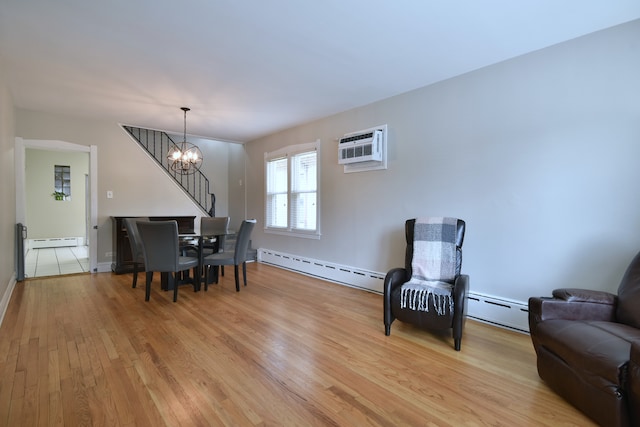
[[111, 216, 196, 274]]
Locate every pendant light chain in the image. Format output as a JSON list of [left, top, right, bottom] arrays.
[[182, 107, 189, 148]]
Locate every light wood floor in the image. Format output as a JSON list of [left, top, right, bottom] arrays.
[[0, 262, 594, 426]]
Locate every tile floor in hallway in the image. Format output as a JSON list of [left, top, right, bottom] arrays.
[[24, 246, 89, 278]]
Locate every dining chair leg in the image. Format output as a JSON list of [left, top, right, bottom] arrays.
[[132, 262, 139, 288], [173, 272, 179, 302], [193, 267, 200, 292], [234, 265, 240, 292], [145, 271, 153, 301], [242, 262, 247, 286]]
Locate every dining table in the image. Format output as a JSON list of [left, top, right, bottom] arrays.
[[159, 231, 221, 292]]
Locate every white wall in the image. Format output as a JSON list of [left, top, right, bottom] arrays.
[[25, 148, 88, 239], [244, 20, 640, 303], [227, 142, 248, 231], [0, 62, 16, 319]]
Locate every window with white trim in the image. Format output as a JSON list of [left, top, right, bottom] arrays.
[[54, 165, 71, 200], [265, 141, 320, 238]]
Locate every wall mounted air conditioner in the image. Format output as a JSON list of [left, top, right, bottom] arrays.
[[338, 124, 387, 173]]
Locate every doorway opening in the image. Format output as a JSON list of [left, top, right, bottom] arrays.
[[15, 138, 98, 278]]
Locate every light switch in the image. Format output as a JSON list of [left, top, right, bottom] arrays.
[[106, 190, 113, 199]]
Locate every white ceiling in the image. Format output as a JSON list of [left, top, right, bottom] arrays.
[[1, 1, 639, 142]]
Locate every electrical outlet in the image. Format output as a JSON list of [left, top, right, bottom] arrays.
[[105, 251, 113, 258]]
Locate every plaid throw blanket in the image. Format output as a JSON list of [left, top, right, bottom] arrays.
[[401, 217, 457, 315]]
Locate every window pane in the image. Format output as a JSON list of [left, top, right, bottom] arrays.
[[291, 151, 316, 231], [267, 194, 288, 228], [291, 192, 316, 230], [266, 158, 288, 228], [267, 158, 287, 193], [54, 165, 71, 200], [292, 152, 316, 192], [265, 143, 319, 237]]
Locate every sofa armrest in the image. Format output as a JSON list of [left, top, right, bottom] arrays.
[[383, 268, 408, 295], [528, 289, 617, 330], [383, 268, 408, 333], [552, 288, 617, 304], [452, 274, 469, 312]]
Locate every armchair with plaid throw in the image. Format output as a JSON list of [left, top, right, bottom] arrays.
[[383, 217, 469, 351]]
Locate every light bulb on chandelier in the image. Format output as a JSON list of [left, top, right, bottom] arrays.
[[167, 107, 202, 174]]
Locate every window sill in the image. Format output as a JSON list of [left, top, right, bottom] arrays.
[[265, 228, 321, 240]]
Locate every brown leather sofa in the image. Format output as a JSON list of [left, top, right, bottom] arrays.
[[629, 340, 640, 425], [528, 250, 640, 427]]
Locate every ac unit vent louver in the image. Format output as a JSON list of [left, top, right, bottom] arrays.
[[337, 125, 387, 173], [338, 130, 383, 164]]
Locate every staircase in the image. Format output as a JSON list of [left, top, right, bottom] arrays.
[[123, 126, 211, 213]]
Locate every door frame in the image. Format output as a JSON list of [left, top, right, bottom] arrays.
[[15, 138, 98, 273]]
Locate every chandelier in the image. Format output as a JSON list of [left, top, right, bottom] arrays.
[[167, 107, 203, 174]]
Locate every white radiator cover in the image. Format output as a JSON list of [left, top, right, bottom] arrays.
[[258, 248, 529, 333]]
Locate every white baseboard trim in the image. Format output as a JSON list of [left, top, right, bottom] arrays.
[[97, 262, 112, 273], [0, 273, 17, 328], [258, 248, 530, 333]]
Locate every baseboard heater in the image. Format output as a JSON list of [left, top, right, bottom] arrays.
[[466, 293, 529, 333], [258, 248, 386, 293], [30, 237, 81, 249], [258, 248, 530, 333]]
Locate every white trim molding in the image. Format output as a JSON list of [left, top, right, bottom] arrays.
[[0, 274, 17, 328]]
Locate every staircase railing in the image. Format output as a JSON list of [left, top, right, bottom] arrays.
[[123, 126, 211, 213]]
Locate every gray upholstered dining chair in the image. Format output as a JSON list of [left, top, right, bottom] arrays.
[[200, 216, 230, 275], [202, 219, 256, 292], [123, 217, 148, 288], [137, 220, 200, 302]]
